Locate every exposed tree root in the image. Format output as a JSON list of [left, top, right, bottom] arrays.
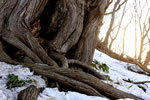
[[1, 30, 58, 67], [48, 50, 68, 68], [68, 59, 106, 80], [0, 41, 142, 99], [1, 31, 43, 63], [0, 57, 141, 100], [35, 68, 103, 96]]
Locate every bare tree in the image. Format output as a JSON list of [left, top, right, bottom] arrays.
[[97, 0, 150, 73], [144, 17, 150, 66], [103, 0, 127, 46], [134, 0, 150, 62], [109, 1, 127, 49]]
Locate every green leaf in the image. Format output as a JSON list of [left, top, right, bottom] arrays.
[[7, 74, 36, 89], [104, 75, 113, 81], [91, 60, 110, 73], [128, 85, 132, 89]]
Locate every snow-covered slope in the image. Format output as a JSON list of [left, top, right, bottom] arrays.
[[93, 50, 150, 100], [0, 50, 150, 100]]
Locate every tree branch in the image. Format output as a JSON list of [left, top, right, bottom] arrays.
[[105, 0, 127, 15]]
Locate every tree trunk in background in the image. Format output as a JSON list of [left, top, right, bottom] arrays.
[[103, 0, 120, 46], [0, 0, 141, 99], [138, 38, 144, 62]]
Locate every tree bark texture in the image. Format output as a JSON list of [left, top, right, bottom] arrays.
[[0, 0, 142, 99], [0, 0, 107, 64], [18, 85, 39, 100], [40, 0, 107, 64]]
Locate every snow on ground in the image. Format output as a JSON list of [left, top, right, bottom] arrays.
[[94, 50, 150, 100], [0, 62, 46, 100], [0, 49, 150, 100], [38, 88, 108, 100]]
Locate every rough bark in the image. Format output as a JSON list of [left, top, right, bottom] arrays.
[[40, 0, 107, 64], [18, 85, 39, 100], [0, 0, 142, 99]]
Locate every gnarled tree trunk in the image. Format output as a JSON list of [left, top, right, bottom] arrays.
[[0, 0, 141, 99]]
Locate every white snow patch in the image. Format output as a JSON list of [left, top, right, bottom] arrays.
[[38, 88, 108, 100], [93, 50, 150, 100], [0, 62, 46, 100]]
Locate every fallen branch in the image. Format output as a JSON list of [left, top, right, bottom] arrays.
[[123, 79, 150, 84], [127, 67, 150, 76]]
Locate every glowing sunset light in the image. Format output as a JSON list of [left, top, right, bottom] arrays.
[[99, 0, 150, 62], [147, 65, 150, 69]]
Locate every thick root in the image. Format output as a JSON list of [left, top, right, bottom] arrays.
[[48, 50, 68, 68], [1, 31, 43, 63], [68, 59, 106, 80], [1, 59, 141, 100]]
